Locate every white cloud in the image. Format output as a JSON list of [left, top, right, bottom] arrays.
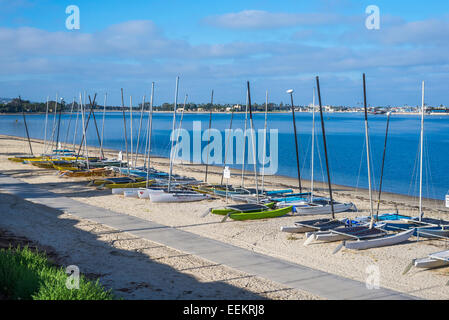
[[202, 10, 349, 29]]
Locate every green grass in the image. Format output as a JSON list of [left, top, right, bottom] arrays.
[[0, 246, 114, 300]]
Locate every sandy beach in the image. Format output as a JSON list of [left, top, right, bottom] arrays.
[[1, 134, 449, 300]]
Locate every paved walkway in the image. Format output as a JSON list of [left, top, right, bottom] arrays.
[[0, 174, 419, 300]]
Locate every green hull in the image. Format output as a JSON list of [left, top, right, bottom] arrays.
[[211, 203, 276, 216], [229, 206, 293, 221]]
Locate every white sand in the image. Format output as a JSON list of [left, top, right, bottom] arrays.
[[1, 135, 449, 300]]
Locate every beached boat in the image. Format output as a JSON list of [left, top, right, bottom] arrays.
[[210, 203, 292, 221], [337, 228, 414, 250], [59, 168, 112, 177], [150, 190, 209, 203], [413, 250, 449, 269], [292, 199, 356, 215], [105, 180, 153, 189]]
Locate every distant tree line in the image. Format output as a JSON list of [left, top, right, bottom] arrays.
[[0, 98, 292, 113]]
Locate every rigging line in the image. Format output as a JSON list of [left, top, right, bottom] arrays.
[[134, 95, 146, 167], [314, 130, 325, 186]]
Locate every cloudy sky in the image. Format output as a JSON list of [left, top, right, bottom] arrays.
[[0, 0, 448, 106]]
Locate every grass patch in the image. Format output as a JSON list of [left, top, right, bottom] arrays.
[[0, 246, 114, 300]]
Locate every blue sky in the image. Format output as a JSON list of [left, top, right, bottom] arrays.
[[0, 0, 448, 106]]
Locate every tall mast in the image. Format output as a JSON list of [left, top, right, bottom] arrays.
[[287, 89, 302, 193], [204, 90, 214, 183], [80, 93, 90, 169], [363, 74, 375, 228], [134, 95, 146, 167], [168, 76, 179, 193], [173, 94, 188, 164], [72, 98, 80, 152], [63, 98, 75, 151], [261, 90, 268, 193], [247, 81, 260, 203], [55, 97, 63, 151], [19, 96, 33, 156], [43, 96, 49, 154], [241, 91, 249, 187], [100, 93, 107, 159], [316, 76, 335, 219], [419, 81, 425, 221], [221, 108, 235, 185], [311, 87, 316, 202], [130, 96, 133, 169], [121, 88, 130, 175], [87, 94, 104, 159], [146, 82, 155, 188]]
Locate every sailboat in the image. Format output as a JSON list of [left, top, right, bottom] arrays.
[[330, 74, 415, 251], [149, 77, 209, 203], [207, 82, 293, 220]]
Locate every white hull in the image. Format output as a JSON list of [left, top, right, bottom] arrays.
[[150, 192, 209, 203], [280, 226, 308, 233], [123, 190, 140, 198], [344, 228, 414, 250], [414, 250, 449, 269], [112, 188, 141, 195], [137, 188, 165, 199], [307, 231, 349, 242], [294, 202, 355, 215]]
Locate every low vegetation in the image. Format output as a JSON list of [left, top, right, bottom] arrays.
[[0, 246, 114, 300]]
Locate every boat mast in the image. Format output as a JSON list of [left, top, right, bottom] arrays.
[[173, 94, 188, 165], [220, 108, 235, 185], [43, 96, 49, 154], [55, 97, 63, 151], [87, 94, 104, 159], [145, 83, 155, 170], [362, 74, 375, 228], [100, 93, 107, 159], [376, 111, 391, 216], [130, 96, 133, 169], [134, 95, 146, 167], [419, 81, 425, 222], [146, 82, 155, 188], [311, 87, 316, 202], [261, 90, 268, 194], [19, 96, 33, 156], [62, 98, 75, 152], [241, 90, 249, 187], [72, 99, 80, 153], [80, 93, 90, 170], [316, 76, 335, 219], [168, 76, 180, 193], [204, 90, 214, 183], [121, 88, 130, 175], [287, 89, 302, 193], [247, 81, 260, 203]]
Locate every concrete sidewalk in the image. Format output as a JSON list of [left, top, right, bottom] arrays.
[[0, 174, 419, 300]]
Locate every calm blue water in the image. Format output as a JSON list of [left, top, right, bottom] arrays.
[[1, 112, 448, 200]]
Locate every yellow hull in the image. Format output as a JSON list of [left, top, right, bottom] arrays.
[[105, 180, 153, 189]]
